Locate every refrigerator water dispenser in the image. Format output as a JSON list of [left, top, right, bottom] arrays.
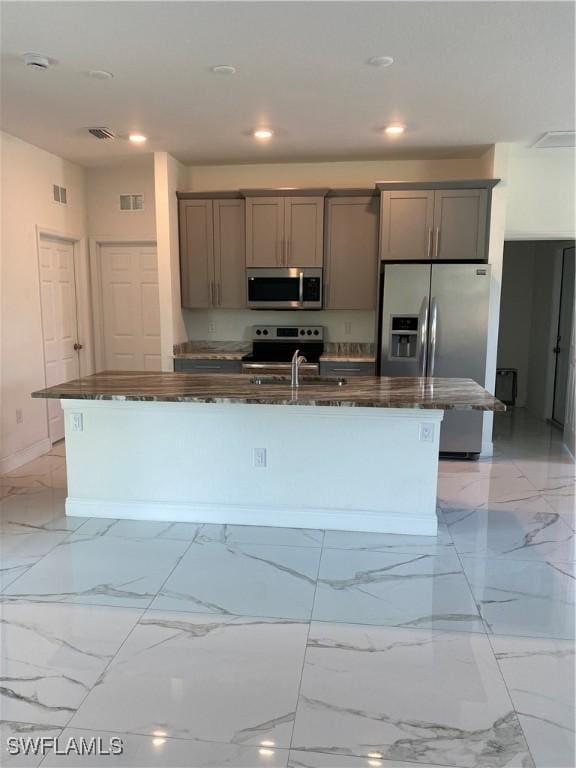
[[390, 316, 418, 359]]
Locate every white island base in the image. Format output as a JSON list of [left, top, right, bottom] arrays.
[[62, 399, 443, 536]]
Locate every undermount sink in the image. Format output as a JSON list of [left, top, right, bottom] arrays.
[[250, 375, 347, 387]]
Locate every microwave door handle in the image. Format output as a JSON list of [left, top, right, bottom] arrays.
[[299, 271, 304, 306], [418, 299, 429, 376]]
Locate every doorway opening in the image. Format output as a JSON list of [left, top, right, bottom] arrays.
[[497, 240, 575, 429]]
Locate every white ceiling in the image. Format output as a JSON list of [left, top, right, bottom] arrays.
[[1, 1, 574, 168]]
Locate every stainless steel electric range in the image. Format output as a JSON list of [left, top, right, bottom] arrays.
[[241, 325, 324, 375]]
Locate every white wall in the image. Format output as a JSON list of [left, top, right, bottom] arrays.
[[506, 146, 576, 240], [184, 309, 376, 343], [86, 160, 156, 240], [481, 143, 510, 454], [497, 242, 536, 407], [154, 152, 188, 369], [0, 132, 89, 471]]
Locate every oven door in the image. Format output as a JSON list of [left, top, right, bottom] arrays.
[[246, 268, 322, 309]]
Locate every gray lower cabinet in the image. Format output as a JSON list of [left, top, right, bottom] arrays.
[[379, 185, 491, 262], [174, 359, 242, 373], [179, 198, 245, 308], [320, 361, 376, 377], [324, 196, 379, 309]]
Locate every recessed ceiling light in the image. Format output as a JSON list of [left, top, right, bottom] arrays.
[[254, 129, 273, 140], [384, 124, 405, 136], [211, 64, 237, 75], [128, 133, 147, 144], [368, 56, 394, 68], [88, 69, 114, 80]]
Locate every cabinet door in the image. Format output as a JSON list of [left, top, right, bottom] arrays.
[[284, 196, 324, 267], [245, 197, 284, 267], [179, 199, 214, 308], [325, 197, 379, 309], [213, 199, 246, 308], [380, 190, 434, 261], [433, 189, 488, 261]]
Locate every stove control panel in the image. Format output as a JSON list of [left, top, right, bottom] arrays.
[[251, 325, 324, 341]]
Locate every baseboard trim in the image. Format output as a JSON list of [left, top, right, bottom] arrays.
[[65, 497, 439, 536], [480, 440, 494, 458], [0, 438, 52, 475]]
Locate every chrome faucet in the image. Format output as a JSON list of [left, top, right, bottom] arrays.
[[291, 349, 307, 388]]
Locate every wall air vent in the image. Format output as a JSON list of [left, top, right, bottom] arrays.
[[119, 194, 144, 211], [53, 185, 67, 204], [88, 127, 115, 140], [532, 131, 576, 149]]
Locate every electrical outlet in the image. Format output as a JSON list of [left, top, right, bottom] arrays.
[[70, 413, 84, 432], [208, 322, 216, 334], [253, 448, 267, 467], [419, 423, 435, 443], [15, 409, 23, 424], [344, 322, 352, 336]]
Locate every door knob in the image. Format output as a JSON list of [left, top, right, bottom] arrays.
[[73, 342, 83, 351]]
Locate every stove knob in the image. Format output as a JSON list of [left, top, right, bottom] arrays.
[[256, 329, 261, 335], [307, 330, 312, 335], [263, 329, 269, 336], [300, 330, 305, 336], [313, 329, 319, 336]]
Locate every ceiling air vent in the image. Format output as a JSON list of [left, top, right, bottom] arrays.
[[88, 127, 115, 140], [120, 194, 144, 211], [532, 131, 576, 149]]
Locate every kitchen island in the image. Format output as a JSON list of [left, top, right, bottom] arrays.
[[32, 373, 503, 535]]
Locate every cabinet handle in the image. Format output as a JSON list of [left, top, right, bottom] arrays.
[[434, 227, 440, 259], [217, 283, 221, 306], [331, 366, 362, 372], [194, 364, 223, 370], [427, 228, 433, 259], [287, 238, 291, 266], [209, 281, 215, 306]]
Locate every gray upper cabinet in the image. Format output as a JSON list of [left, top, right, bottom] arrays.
[[284, 196, 324, 267], [179, 199, 213, 308], [245, 194, 325, 267], [245, 197, 284, 267], [324, 196, 379, 309], [380, 190, 435, 261], [379, 181, 495, 262], [432, 189, 488, 261], [179, 197, 245, 309], [213, 199, 245, 308]]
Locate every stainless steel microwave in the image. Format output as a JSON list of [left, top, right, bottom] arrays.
[[246, 268, 323, 309]]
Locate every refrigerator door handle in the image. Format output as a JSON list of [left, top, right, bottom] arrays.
[[429, 297, 438, 376], [418, 299, 429, 376]]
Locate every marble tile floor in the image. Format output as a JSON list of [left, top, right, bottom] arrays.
[[0, 409, 574, 767]]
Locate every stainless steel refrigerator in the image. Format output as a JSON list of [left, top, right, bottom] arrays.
[[378, 263, 491, 457]]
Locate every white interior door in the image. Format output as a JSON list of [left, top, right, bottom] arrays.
[[39, 237, 80, 443], [99, 244, 161, 371]]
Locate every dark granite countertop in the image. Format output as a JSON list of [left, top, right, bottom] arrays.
[[32, 372, 505, 411]]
